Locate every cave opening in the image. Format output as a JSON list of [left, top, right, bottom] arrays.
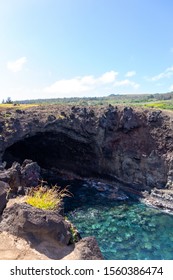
[[2, 132, 98, 182]]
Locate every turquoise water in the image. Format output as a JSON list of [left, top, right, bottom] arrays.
[[65, 181, 173, 259]]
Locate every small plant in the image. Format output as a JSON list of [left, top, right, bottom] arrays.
[[25, 183, 72, 210], [69, 224, 79, 243], [65, 217, 80, 243]]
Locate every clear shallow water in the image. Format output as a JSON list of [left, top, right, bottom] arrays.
[[65, 181, 173, 260]]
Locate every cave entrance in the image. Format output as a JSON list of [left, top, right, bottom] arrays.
[[2, 132, 98, 180]]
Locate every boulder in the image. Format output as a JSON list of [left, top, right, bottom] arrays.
[[6, 162, 21, 193], [0, 181, 9, 215], [21, 159, 41, 188], [0, 160, 41, 194], [72, 237, 104, 260], [47, 115, 56, 122], [147, 110, 162, 123], [0, 203, 72, 246]]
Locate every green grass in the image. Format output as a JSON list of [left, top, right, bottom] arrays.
[[0, 103, 39, 111], [26, 184, 72, 210], [144, 101, 173, 110]]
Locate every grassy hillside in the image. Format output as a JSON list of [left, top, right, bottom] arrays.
[[1, 91, 173, 111]]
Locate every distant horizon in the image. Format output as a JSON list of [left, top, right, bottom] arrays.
[[1, 90, 172, 103], [1, 1, 173, 101]]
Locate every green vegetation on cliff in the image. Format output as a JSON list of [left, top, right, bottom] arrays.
[[26, 184, 72, 210], [2, 91, 173, 111], [4, 91, 173, 111]]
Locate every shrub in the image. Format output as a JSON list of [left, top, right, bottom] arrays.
[[26, 184, 72, 210], [65, 217, 80, 243]]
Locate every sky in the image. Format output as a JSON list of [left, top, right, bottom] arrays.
[[0, 0, 173, 101]]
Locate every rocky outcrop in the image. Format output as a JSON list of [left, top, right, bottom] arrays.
[[165, 156, 173, 189], [1, 104, 173, 258], [0, 105, 173, 192], [63, 237, 103, 260], [142, 188, 173, 212], [0, 202, 103, 260], [0, 181, 8, 214], [0, 203, 72, 246], [0, 160, 40, 194]]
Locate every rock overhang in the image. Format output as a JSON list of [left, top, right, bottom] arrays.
[[2, 131, 99, 177], [0, 104, 172, 190]]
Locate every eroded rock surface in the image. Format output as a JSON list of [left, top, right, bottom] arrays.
[[0, 231, 103, 260], [63, 237, 103, 260], [0, 160, 40, 194], [0, 104, 173, 259], [0, 181, 8, 214], [0, 105, 172, 192], [0, 203, 72, 246], [0, 202, 103, 260]]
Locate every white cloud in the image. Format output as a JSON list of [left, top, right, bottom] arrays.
[[44, 71, 118, 94], [0, 69, 141, 101], [44, 71, 139, 96], [114, 79, 140, 89], [7, 57, 27, 73], [125, 71, 136, 78], [44, 77, 91, 94], [99, 71, 118, 83], [169, 84, 173, 91], [150, 66, 173, 81]]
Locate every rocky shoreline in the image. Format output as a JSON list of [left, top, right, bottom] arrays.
[[0, 161, 103, 260], [1, 104, 173, 259], [1, 104, 172, 190]]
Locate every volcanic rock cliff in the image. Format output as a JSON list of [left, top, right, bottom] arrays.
[[0, 104, 173, 192], [1, 104, 173, 259]]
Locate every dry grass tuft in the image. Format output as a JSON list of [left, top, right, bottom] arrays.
[[26, 184, 72, 210]]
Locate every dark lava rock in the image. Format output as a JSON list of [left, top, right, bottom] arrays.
[[0, 121, 5, 133], [99, 106, 118, 130], [17, 185, 25, 195], [0, 160, 41, 194], [70, 113, 75, 119], [147, 110, 162, 122], [16, 109, 25, 114], [0, 201, 103, 260], [71, 106, 80, 113], [0, 105, 172, 193], [120, 107, 139, 132], [21, 159, 41, 188], [47, 115, 56, 122], [0, 181, 9, 215], [73, 237, 104, 260], [61, 111, 66, 117], [0, 162, 21, 194], [0, 203, 72, 246]]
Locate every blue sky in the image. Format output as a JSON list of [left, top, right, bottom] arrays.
[[1, 0, 173, 101]]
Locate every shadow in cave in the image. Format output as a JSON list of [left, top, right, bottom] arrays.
[[2, 131, 98, 180], [2, 132, 101, 259]]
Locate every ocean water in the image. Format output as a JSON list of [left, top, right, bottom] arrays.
[[65, 181, 173, 260]]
